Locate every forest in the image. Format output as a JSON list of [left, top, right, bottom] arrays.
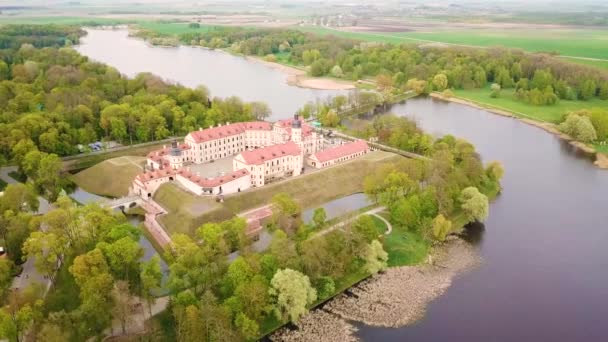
[[0, 24, 271, 168]]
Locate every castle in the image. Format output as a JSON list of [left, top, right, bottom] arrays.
[[130, 115, 369, 199]]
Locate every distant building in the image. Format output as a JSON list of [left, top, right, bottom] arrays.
[[307, 140, 370, 168]]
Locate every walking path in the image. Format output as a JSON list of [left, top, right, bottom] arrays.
[[371, 212, 393, 235], [315, 206, 387, 238]]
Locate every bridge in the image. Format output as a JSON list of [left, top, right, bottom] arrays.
[[104, 195, 143, 210]]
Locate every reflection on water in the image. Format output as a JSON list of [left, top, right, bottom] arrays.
[[460, 221, 486, 246]]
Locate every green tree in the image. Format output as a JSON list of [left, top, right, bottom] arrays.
[[459, 187, 489, 223], [312, 207, 327, 228], [559, 113, 597, 142], [352, 215, 378, 243], [363, 240, 388, 274], [269, 269, 317, 322], [432, 73, 448, 91], [140, 255, 163, 317], [486, 161, 505, 183], [579, 79, 597, 100], [490, 83, 501, 98], [431, 214, 452, 242]]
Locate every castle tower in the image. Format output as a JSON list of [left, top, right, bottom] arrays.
[[291, 114, 302, 144]]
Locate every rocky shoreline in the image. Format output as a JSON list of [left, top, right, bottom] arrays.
[[429, 93, 608, 169], [271, 236, 481, 341]]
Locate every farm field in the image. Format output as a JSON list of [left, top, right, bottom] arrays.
[[0, 16, 130, 25], [137, 21, 220, 35], [453, 87, 608, 123], [296, 26, 608, 61]]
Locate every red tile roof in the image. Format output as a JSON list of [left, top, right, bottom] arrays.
[[276, 119, 314, 137], [238, 141, 301, 165], [178, 168, 250, 188], [187, 121, 272, 143], [135, 168, 176, 183], [312, 140, 369, 163]]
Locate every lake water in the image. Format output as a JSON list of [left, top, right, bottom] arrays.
[[76, 29, 345, 121], [77, 30, 608, 340], [302, 192, 372, 224]]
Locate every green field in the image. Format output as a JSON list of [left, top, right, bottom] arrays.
[[137, 22, 219, 35], [561, 57, 608, 71], [453, 87, 608, 123], [296, 26, 608, 61]]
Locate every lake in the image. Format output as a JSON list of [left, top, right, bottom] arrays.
[[76, 29, 345, 121], [77, 29, 608, 341]]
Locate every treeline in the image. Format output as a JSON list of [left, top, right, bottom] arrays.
[[138, 25, 608, 106], [0, 25, 271, 166], [0, 24, 83, 49]]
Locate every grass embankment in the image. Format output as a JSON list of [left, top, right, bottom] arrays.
[[71, 156, 146, 198], [63, 141, 167, 172], [296, 26, 608, 61], [154, 151, 401, 236], [453, 87, 608, 123]]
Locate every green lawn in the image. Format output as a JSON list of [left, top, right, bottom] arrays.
[[296, 26, 608, 60], [453, 87, 608, 123], [383, 227, 429, 267], [369, 214, 388, 235]]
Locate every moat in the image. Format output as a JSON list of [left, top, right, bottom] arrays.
[[77, 29, 608, 341]]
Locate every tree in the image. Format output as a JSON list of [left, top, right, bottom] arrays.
[[580, 79, 597, 100], [248, 101, 271, 120], [363, 240, 388, 274], [0, 284, 43, 342], [320, 109, 339, 127], [490, 83, 501, 98], [99, 236, 144, 283], [330, 65, 343, 78], [37, 322, 71, 342], [559, 113, 597, 142], [459, 187, 489, 223], [485, 161, 505, 182], [431, 214, 452, 242], [140, 255, 163, 317], [352, 215, 378, 243], [22, 231, 66, 283], [312, 207, 327, 228], [0, 258, 12, 298], [405, 78, 427, 95], [432, 73, 448, 91], [269, 269, 317, 322]]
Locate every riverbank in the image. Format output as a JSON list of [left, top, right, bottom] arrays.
[[271, 236, 480, 341], [430, 93, 608, 169], [246, 56, 356, 90]]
